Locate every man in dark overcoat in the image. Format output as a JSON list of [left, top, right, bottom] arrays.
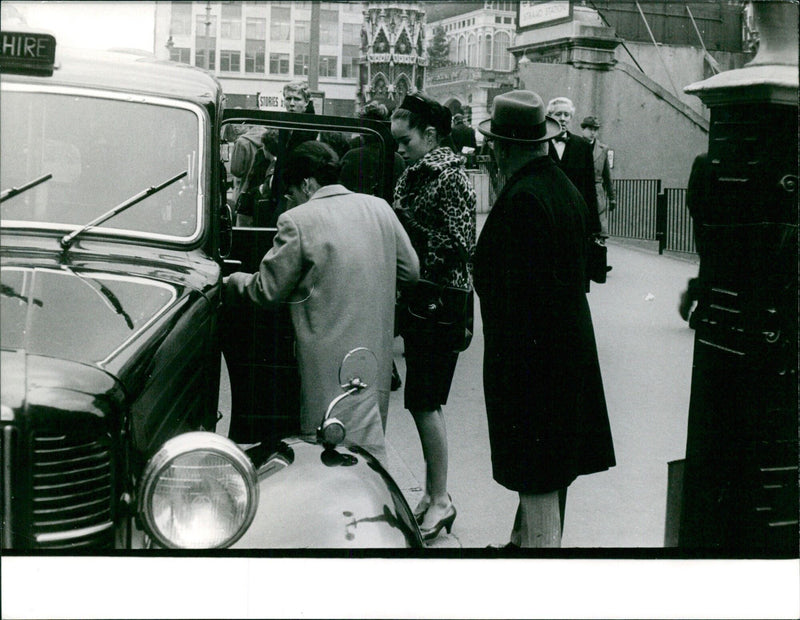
[[473, 90, 616, 547], [546, 96, 601, 236]]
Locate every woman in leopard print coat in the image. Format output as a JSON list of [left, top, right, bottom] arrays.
[[391, 92, 476, 541]]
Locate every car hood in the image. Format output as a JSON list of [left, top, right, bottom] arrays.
[[1, 264, 183, 368], [1, 349, 124, 431]]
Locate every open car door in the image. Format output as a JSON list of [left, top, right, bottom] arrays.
[[219, 109, 398, 444]]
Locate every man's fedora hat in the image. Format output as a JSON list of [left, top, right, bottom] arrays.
[[580, 115, 601, 129], [478, 90, 561, 143]]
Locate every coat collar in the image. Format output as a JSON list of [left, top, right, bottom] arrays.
[[495, 156, 555, 205], [307, 184, 353, 202]]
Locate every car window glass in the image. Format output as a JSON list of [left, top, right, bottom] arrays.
[[221, 121, 398, 229], [1, 89, 200, 239]]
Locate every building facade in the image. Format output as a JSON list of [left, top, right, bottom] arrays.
[[154, 1, 366, 116], [422, 1, 518, 126], [357, 2, 428, 111]]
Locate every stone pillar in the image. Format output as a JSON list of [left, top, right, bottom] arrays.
[[677, 0, 798, 553]]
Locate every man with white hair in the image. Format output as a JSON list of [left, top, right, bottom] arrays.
[[546, 97, 601, 237]]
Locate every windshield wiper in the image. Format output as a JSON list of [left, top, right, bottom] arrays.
[[0, 173, 53, 203], [1, 283, 44, 307], [61, 266, 135, 329], [60, 170, 187, 250]]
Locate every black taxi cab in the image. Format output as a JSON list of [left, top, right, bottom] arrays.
[[0, 30, 422, 550]]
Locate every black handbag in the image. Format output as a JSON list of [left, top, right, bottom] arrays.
[[402, 279, 474, 353], [587, 236, 608, 284]]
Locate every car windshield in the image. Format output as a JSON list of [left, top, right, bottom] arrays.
[[1, 87, 201, 240]]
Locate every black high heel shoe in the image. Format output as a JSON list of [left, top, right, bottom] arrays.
[[420, 502, 457, 541]]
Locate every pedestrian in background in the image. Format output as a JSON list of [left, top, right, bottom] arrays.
[[340, 101, 406, 197], [678, 152, 710, 323], [450, 112, 478, 167], [391, 91, 477, 541], [224, 141, 419, 465], [580, 115, 617, 239], [474, 90, 616, 548], [230, 126, 278, 227], [581, 115, 617, 273], [267, 81, 319, 226]]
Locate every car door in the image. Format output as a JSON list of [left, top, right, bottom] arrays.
[[218, 109, 398, 445]]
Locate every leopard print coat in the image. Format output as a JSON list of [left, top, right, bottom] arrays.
[[393, 146, 477, 289]]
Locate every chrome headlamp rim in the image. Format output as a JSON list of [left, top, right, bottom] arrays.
[[138, 431, 258, 549]]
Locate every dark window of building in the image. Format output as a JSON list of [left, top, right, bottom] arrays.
[[342, 53, 359, 78], [270, 52, 289, 74], [319, 55, 337, 77], [195, 47, 216, 71], [220, 50, 241, 72], [169, 46, 190, 64], [245, 42, 265, 73], [294, 51, 309, 76], [195, 14, 217, 70]]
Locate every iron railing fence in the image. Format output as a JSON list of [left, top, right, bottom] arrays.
[[664, 187, 696, 254], [608, 178, 661, 241], [608, 179, 697, 256], [471, 170, 698, 256]]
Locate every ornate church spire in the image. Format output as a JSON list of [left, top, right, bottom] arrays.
[[358, 2, 428, 110]]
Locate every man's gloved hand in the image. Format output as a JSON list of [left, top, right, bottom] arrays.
[[609, 200, 617, 212]]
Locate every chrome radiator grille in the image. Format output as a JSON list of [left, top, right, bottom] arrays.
[[30, 431, 115, 549]]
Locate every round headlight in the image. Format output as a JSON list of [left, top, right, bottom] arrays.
[[138, 432, 257, 549]]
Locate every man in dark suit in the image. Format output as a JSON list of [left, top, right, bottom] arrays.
[[546, 97, 601, 235], [474, 90, 616, 548]]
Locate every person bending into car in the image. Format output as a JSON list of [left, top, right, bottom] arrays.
[[224, 141, 419, 465]]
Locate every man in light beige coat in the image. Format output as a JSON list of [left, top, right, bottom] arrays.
[[225, 142, 419, 465]]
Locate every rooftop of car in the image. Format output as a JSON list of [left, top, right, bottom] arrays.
[[2, 44, 222, 105]]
